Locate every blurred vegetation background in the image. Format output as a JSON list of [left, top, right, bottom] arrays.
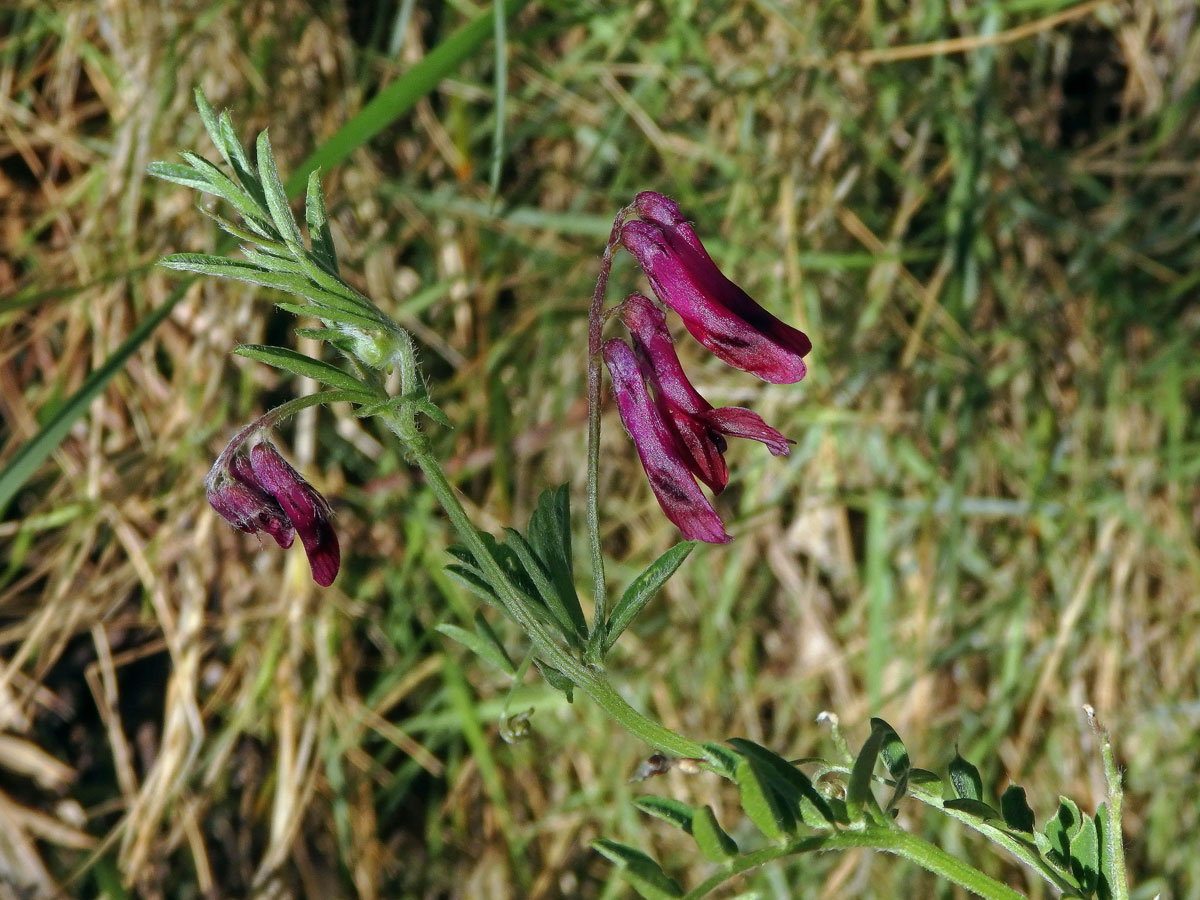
[[1, 1, 1198, 898]]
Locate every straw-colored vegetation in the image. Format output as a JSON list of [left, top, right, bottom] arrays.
[[2, 1, 1197, 897]]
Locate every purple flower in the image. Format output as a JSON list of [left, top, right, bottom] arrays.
[[602, 338, 730, 544], [206, 453, 296, 548], [206, 440, 341, 586], [620, 294, 792, 494], [620, 192, 811, 384]]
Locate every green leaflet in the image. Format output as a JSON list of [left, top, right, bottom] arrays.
[[691, 805, 738, 862], [602, 541, 695, 655], [634, 795, 694, 832], [234, 345, 377, 397], [701, 741, 740, 780], [305, 169, 339, 275], [1069, 814, 1100, 894], [523, 485, 585, 639], [435, 620, 515, 676], [735, 755, 795, 841], [145, 161, 212, 193], [727, 738, 835, 827], [948, 751, 984, 802], [533, 660, 574, 703], [255, 130, 305, 250], [503, 527, 586, 645], [943, 798, 1002, 821], [591, 840, 683, 900], [178, 151, 274, 237], [1000, 784, 1036, 833], [872, 717, 910, 778], [847, 720, 887, 815]]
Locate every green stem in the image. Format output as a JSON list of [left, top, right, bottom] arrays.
[[684, 826, 1026, 900], [394, 418, 705, 759], [1094, 709, 1130, 900]]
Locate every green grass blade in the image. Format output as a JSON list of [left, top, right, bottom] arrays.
[[287, 0, 529, 194], [488, 0, 508, 202], [0, 284, 187, 517]]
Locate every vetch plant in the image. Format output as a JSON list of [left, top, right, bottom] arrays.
[[151, 91, 1131, 900]]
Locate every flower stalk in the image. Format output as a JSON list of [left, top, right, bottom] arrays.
[[585, 205, 635, 650]]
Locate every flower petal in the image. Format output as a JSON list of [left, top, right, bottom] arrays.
[[622, 193, 811, 384], [696, 407, 793, 457], [229, 454, 296, 547], [621, 294, 728, 492], [249, 442, 341, 586], [603, 339, 730, 544], [620, 293, 708, 415], [619, 292, 792, 484], [206, 456, 295, 548]]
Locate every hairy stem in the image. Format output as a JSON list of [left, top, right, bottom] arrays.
[[1091, 706, 1129, 900]]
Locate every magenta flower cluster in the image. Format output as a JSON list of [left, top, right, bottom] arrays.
[[604, 192, 810, 543], [206, 439, 340, 586]]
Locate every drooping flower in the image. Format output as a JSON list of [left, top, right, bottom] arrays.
[[620, 192, 811, 384], [620, 293, 792, 494], [602, 338, 730, 544], [206, 438, 341, 586]]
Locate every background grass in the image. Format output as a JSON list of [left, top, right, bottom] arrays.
[[2, 1, 1198, 898]]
